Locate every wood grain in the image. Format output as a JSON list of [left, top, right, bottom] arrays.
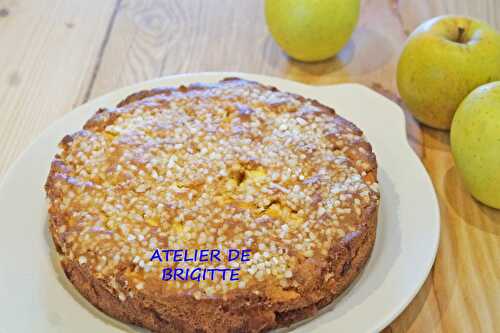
[[0, 0, 119, 176], [0, 0, 499, 332]]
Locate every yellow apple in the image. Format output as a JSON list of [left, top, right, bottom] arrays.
[[397, 15, 500, 130], [451, 82, 500, 209], [265, 0, 360, 62]]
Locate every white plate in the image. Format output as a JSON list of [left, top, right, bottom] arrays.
[[0, 73, 439, 333]]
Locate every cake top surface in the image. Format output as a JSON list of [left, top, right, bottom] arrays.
[[46, 78, 379, 301]]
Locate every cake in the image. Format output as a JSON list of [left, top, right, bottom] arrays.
[[45, 78, 380, 332]]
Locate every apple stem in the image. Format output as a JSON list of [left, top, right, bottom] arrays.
[[457, 27, 466, 43]]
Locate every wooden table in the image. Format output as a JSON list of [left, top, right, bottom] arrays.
[[0, 0, 498, 332]]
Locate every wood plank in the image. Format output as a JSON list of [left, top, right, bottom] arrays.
[[399, 0, 500, 33], [0, 0, 118, 176], [88, 0, 274, 96], [88, 0, 410, 93]]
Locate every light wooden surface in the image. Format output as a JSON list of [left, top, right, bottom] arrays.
[[0, 0, 499, 332]]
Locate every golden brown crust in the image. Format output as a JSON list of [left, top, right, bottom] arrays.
[[60, 208, 376, 333], [46, 78, 379, 333]]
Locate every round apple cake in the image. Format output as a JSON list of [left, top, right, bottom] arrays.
[[45, 78, 380, 333]]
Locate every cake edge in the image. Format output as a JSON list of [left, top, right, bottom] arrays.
[[45, 77, 379, 333]]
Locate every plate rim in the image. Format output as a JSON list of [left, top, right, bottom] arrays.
[[0, 72, 440, 333]]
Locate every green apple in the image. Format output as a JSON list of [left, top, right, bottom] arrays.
[[397, 15, 500, 130], [451, 82, 500, 209], [265, 0, 360, 62]]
